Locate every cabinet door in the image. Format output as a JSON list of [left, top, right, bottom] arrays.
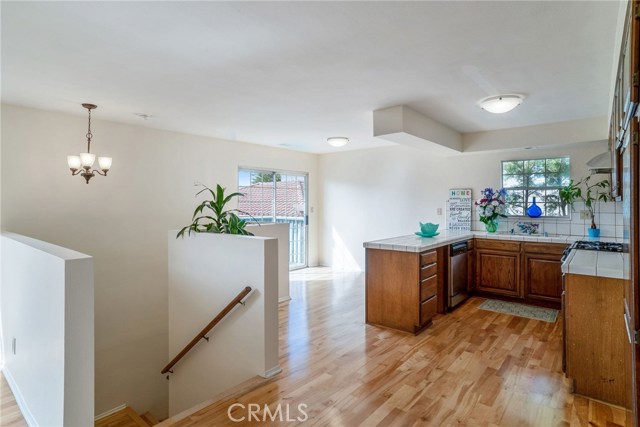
[[476, 250, 521, 297], [523, 254, 562, 303]]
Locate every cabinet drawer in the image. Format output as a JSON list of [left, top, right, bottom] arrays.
[[467, 239, 474, 250], [420, 275, 437, 301], [420, 296, 437, 324], [420, 263, 437, 280], [475, 239, 521, 252], [420, 250, 437, 266], [523, 242, 567, 256]]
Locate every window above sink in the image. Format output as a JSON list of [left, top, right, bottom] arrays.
[[501, 157, 570, 218]]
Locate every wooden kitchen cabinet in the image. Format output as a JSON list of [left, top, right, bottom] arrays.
[[565, 273, 626, 406], [365, 247, 443, 334], [610, 0, 639, 200], [475, 240, 521, 298], [474, 239, 566, 308], [522, 242, 565, 305]]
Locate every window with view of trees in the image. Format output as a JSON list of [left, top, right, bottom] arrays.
[[501, 157, 570, 217]]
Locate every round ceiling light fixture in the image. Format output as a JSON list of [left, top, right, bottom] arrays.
[[327, 137, 349, 147], [479, 94, 525, 114]]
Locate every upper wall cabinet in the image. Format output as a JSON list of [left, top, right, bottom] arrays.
[[611, 0, 640, 200]]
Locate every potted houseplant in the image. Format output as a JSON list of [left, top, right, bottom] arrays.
[[475, 187, 508, 233], [559, 179, 581, 216], [177, 184, 254, 238], [560, 176, 612, 237]]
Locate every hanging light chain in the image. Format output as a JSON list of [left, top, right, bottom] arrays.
[[86, 107, 93, 152]]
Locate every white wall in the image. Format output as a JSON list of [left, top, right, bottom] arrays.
[[1, 233, 94, 427], [0, 103, 317, 417], [318, 140, 609, 270], [167, 233, 279, 416], [247, 223, 290, 302], [462, 117, 608, 152]]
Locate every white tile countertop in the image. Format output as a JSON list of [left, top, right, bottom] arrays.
[[363, 230, 474, 253], [362, 231, 620, 253], [364, 231, 626, 279], [561, 249, 627, 279]]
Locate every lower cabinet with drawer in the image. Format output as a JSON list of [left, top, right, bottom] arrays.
[[365, 247, 443, 334]]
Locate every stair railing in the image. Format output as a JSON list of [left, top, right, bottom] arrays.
[[161, 286, 253, 376]]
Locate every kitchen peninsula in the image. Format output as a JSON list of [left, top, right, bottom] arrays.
[[364, 230, 577, 334], [561, 246, 628, 406]]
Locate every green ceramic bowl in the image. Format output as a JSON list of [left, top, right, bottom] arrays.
[[419, 222, 439, 235]]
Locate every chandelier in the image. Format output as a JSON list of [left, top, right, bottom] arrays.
[[67, 103, 112, 184]]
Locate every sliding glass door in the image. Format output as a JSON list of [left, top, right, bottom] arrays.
[[238, 168, 308, 270]]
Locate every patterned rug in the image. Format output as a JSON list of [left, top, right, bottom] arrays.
[[478, 299, 559, 323]]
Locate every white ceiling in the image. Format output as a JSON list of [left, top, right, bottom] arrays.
[[1, 1, 622, 153]]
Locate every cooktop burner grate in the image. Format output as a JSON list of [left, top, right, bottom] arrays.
[[573, 240, 623, 252]]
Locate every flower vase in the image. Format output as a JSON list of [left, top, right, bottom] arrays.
[[485, 219, 499, 233], [527, 197, 542, 218]]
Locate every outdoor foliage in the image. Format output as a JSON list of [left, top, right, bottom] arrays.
[[251, 172, 281, 184], [501, 157, 570, 217]]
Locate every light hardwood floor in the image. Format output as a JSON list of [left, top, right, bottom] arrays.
[[163, 267, 628, 426], [0, 372, 27, 427]]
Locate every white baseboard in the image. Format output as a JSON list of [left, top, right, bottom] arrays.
[[2, 368, 37, 427], [261, 366, 282, 379], [278, 296, 292, 304], [94, 404, 127, 421]]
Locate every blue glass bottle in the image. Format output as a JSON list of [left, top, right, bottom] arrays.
[[527, 197, 542, 218]]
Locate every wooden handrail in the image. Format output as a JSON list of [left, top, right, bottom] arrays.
[[161, 286, 252, 375]]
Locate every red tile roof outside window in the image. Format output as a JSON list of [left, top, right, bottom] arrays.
[[238, 181, 305, 219]]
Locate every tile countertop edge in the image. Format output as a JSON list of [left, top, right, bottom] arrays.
[[363, 231, 474, 252], [363, 231, 580, 252], [561, 249, 625, 279], [364, 232, 625, 280]]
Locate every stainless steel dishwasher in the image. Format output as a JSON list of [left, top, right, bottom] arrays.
[[448, 241, 469, 308]]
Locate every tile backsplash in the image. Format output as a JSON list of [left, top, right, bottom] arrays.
[[470, 201, 624, 238]]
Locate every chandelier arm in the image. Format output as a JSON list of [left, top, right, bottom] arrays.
[[93, 170, 108, 177]]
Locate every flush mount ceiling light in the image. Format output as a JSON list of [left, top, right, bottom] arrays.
[[67, 103, 112, 184], [327, 137, 349, 147], [479, 94, 525, 114]]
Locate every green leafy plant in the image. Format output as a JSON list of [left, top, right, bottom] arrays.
[[177, 184, 254, 238], [559, 179, 582, 216], [560, 176, 611, 229], [581, 176, 611, 229]]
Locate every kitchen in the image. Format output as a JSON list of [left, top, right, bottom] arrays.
[[359, 1, 639, 424]]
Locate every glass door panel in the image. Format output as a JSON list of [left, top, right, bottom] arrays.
[[238, 169, 308, 270]]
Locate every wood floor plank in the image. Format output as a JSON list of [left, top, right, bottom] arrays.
[[0, 372, 27, 427], [95, 407, 150, 427], [159, 267, 629, 427]]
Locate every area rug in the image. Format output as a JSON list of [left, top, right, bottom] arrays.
[[478, 299, 559, 323]]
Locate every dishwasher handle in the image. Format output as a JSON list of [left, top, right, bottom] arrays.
[[450, 242, 468, 257]]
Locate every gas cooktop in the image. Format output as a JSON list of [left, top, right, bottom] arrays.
[[573, 240, 623, 252]]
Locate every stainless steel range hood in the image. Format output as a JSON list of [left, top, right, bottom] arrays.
[[586, 152, 612, 175]]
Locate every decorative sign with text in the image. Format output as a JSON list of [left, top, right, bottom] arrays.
[[447, 188, 472, 231]]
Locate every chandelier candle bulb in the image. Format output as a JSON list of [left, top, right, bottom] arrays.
[[67, 155, 81, 171], [79, 152, 96, 168], [98, 157, 112, 172]]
